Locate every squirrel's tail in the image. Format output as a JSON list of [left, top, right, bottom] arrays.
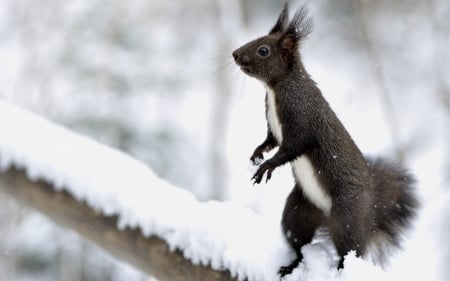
[[366, 157, 419, 264]]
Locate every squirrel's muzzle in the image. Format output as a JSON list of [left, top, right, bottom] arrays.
[[232, 49, 250, 66]]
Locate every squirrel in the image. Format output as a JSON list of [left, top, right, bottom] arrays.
[[232, 4, 418, 276]]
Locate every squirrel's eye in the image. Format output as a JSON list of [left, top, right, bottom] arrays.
[[257, 46, 270, 57]]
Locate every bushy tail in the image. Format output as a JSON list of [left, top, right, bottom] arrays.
[[366, 157, 419, 263]]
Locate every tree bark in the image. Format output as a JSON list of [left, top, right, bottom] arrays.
[[0, 167, 237, 281]]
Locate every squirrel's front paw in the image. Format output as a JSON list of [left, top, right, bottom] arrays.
[[251, 161, 275, 184], [250, 149, 264, 165]]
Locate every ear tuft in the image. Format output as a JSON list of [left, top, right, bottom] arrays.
[[269, 3, 289, 35], [286, 5, 313, 40], [278, 5, 313, 55]]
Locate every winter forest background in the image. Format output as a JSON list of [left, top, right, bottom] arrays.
[[0, 0, 448, 280]]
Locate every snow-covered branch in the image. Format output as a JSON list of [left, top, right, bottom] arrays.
[[0, 167, 237, 281], [0, 100, 290, 281]]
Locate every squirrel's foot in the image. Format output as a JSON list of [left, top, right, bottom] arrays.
[[278, 266, 294, 278], [278, 257, 301, 278]]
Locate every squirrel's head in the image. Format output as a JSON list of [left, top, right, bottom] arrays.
[[232, 4, 312, 83]]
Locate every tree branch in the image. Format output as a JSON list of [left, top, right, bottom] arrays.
[[0, 167, 237, 281]]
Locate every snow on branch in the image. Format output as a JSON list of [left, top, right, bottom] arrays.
[[0, 100, 290, 281], [0, 168, 236, 281]]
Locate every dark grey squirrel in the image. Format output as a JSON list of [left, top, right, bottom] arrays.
[[232, 4, 418, 277]]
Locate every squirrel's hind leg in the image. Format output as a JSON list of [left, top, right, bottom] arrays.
[[280, 185, 326, 277]]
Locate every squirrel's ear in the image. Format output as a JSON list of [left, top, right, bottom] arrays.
[[269, 3, 289, 35], [279, 6, 312, 55], [280, 34, 296, 53]]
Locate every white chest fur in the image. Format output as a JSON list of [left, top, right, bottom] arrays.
[[265, 86, 332, 216], [266, 87, 283, 143]]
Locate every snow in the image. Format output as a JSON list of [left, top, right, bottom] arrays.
[[0, 99, 291, 281]]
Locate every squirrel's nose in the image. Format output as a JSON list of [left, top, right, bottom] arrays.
[[232, 50, 240, 62], [232, 50, 250, 64]]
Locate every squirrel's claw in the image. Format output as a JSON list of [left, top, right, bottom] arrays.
[[278, 257, 301, 277], [252, 161, 275, 184], [265, 169, 273, 183], [251, 172, 263, 185]]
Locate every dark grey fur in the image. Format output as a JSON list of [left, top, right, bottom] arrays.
[[232, 4, 418, 277]]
